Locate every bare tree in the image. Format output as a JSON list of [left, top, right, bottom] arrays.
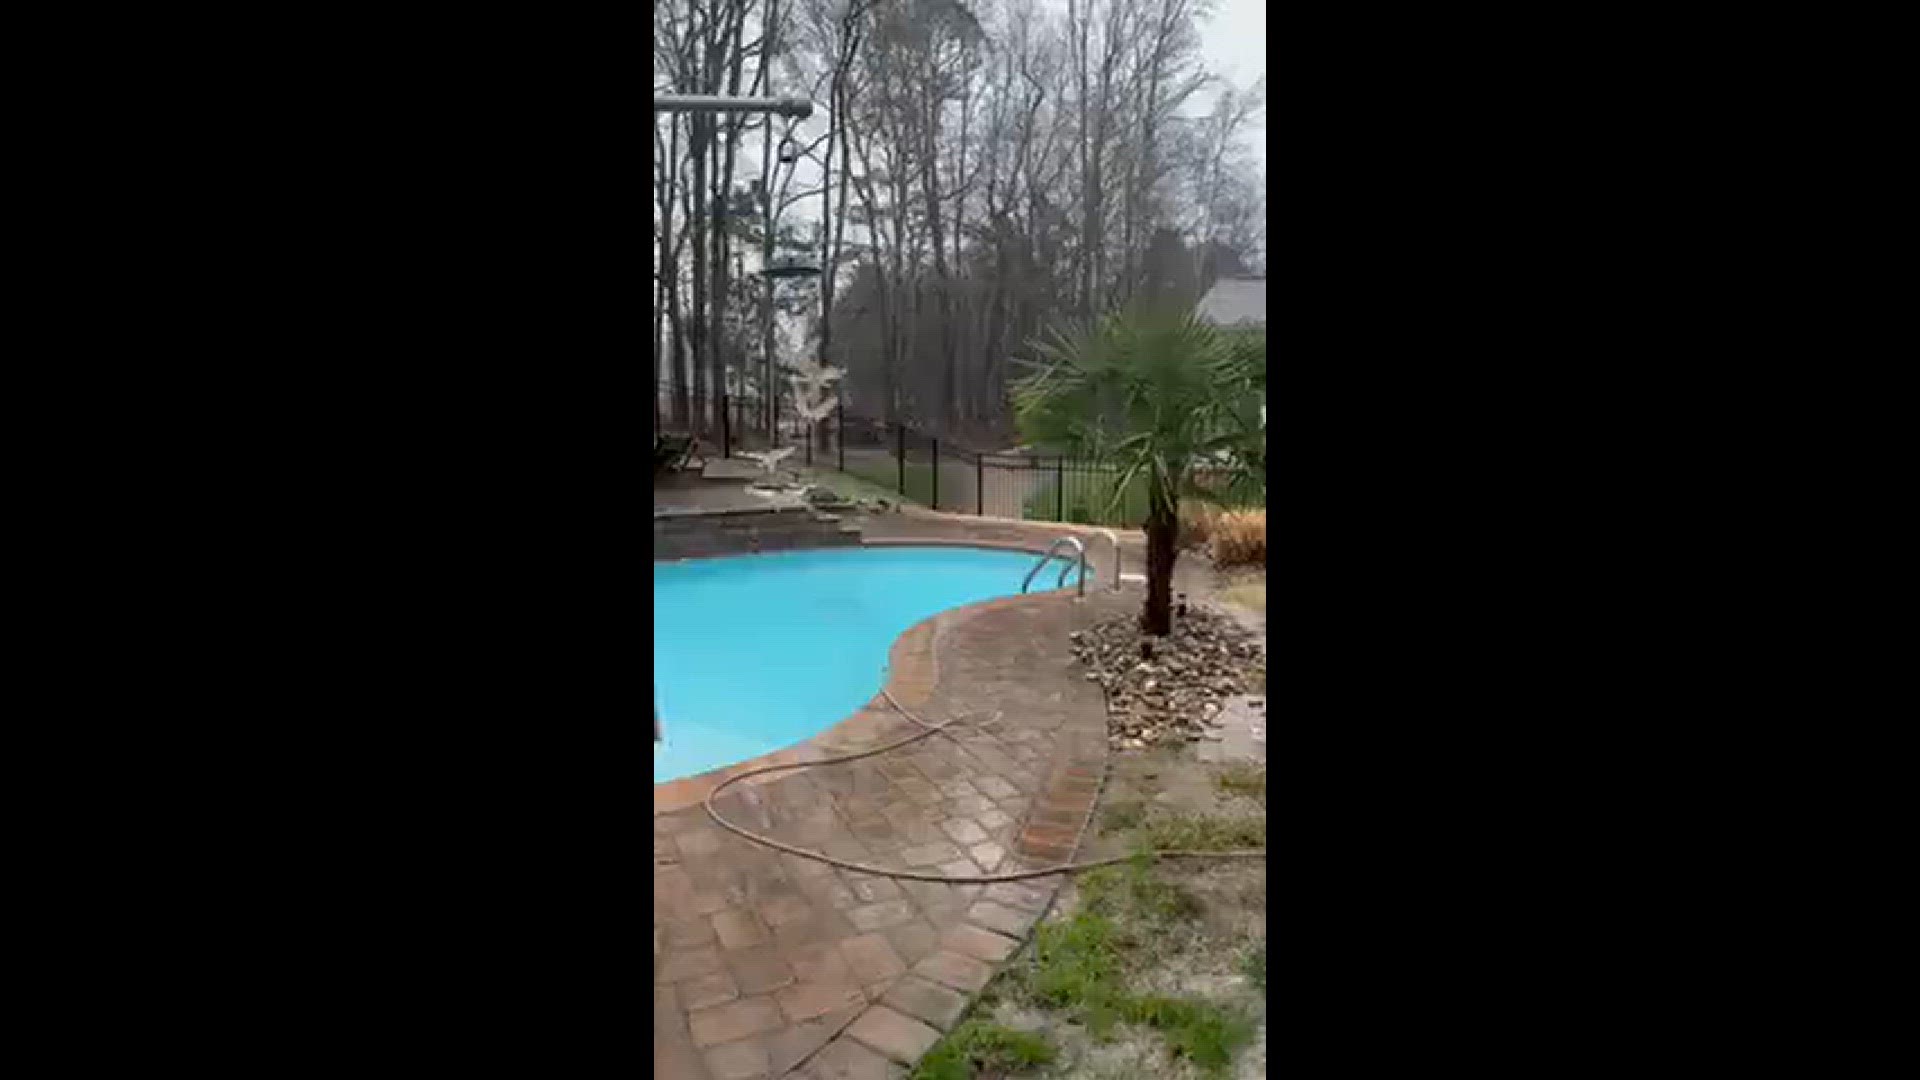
[[658, 0, 1266, 451]]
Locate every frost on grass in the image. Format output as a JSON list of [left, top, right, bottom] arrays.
[[1212, 762, 1266, 804], [979, 861, 1258, 1077], [910, 1020, 1055, 1080], [1137, 812, 1265, 852]]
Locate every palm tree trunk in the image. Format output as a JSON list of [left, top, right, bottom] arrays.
[[1142, 493, 1178, 636]]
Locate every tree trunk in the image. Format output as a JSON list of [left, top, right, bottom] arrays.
[[822, 3, 865, 413], [654, 119, 668, 418], [1071, 0, 1094, 322], [1141, 499, 1177, 636], [710, 20, 746, 438], [921, 105, 953, 436], [822, 27, 860, 392], [689, 109, 710, 433], [661, 112, 691, 426], [759, 0, 777, 445]]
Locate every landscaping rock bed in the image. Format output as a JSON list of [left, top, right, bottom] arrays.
[[1069, 602, 1266, 750]]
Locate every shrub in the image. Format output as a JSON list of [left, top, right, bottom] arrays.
[[1179, 503, 1220, 548], [1206, 509, 1266, 567]]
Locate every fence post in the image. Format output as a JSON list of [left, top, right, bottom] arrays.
[[931, 438, 939, 509], [836, 404, 845, 472], [1055, 457, 1065, 521], [976, 455, 984, 516], [805, 423, 814, 466], [721, 391, 732, 458], [896, 424, 906, 496]]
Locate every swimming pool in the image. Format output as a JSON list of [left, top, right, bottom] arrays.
[[653, 545, 1085, 783]]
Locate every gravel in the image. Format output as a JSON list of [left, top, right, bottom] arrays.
[[1069, 600, 1266, 751]]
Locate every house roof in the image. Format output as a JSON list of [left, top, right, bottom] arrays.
[[1196, 277, 1266, 326]]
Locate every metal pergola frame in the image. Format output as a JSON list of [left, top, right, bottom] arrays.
[[653, 95, 812, 118]]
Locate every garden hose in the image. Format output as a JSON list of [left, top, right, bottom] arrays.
[[700, 686, 1267, 885], [697, 684, 1264, 1080]]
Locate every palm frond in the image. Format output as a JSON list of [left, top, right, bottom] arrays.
[[1015, 302, 1266, 522]]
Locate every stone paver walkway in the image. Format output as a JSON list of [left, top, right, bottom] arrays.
[[655, 585, 1135, 1079]]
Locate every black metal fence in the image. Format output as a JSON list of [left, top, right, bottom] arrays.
[[843, 434, 1159, 526], [656, 380, 1203, 528]]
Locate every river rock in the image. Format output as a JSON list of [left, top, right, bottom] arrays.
[[1068, 605, 1265, 751]]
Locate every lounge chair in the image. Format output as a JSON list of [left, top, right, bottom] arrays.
[[654, 433, 708, 474]]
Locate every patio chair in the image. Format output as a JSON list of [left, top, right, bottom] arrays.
[[655, 435, 685, 474], [654, 433, 708, 475]]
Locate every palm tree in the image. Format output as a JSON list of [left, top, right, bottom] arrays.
[[1014, 305, 1265, 635]]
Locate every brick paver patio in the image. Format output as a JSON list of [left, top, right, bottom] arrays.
[[655, 573, 1135, 1079]]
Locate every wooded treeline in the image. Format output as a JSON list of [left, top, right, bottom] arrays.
[[655, 0, 1265, 449]]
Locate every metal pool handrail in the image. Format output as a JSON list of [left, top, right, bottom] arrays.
[[1097, 528, 1122, 591], [1021, 536, 1087, 598]]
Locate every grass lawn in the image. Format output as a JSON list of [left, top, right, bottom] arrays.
[[841, 459, 938, 507], [799, 465, 909, 506], [1019, 470, 1152, 528], [914, 750, 1267, 1079], [1017, 474, 1257, 530]]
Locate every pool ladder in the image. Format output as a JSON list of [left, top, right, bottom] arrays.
[[1021, 536, 1089, 598]]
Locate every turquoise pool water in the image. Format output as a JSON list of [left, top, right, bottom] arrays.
[[653, 546, 1084, 783]]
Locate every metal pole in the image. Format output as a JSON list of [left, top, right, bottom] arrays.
[[836, 404, 845, 471], [819, 90, 835, 479], [760, 0, 779, 450], [896, 425, 906, 496], [931, 438, 939, 509], [653, 95, 813, 118], [976, 455, 984, 516], [1055, 457, 1065, 521], [654, 92, 806, 460]]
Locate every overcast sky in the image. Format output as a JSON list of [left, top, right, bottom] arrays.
[[1194, 0, 1266, 167]]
